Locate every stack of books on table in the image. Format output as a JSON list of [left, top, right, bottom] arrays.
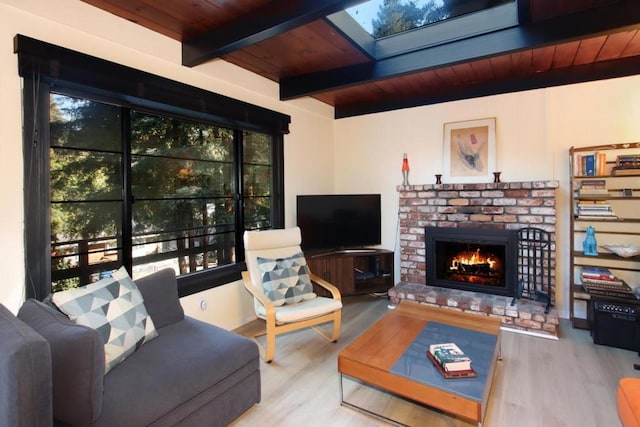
[[580, 266, 637, 299], [427, 342, 476, 379], [576, 200, 617, 220]]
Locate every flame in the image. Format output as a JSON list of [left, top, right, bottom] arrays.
[[449, 248, 496, 270]]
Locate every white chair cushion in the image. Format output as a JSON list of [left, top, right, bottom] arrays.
[[244, 227, 302, 251], [244, 227, 305, 295], [256, 297, 342, 323]]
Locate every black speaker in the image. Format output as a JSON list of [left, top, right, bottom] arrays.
[[591, 300, 640, 352]]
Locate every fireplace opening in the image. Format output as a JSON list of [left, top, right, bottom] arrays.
[[440, 242, 506, 286], [425, 227, 517, 297]]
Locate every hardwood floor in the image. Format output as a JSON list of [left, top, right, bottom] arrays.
[[231, 295, 637, 427]]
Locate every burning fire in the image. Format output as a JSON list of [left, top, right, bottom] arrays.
[[449, 248, 496, 271]]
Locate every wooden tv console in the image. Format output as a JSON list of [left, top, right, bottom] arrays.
[[305, 249, 394, 297]]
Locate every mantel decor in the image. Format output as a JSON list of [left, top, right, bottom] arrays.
[[443, 118, 496, 183]]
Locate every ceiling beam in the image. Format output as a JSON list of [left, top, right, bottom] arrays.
[[334, 55, 640, 118], [182, 0, 366, 67], [280, 0, 640, 99]]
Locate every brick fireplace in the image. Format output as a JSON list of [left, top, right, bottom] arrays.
[[389, 180, 560, 336]]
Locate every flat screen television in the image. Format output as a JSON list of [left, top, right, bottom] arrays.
[[296, 194, 381, 251]]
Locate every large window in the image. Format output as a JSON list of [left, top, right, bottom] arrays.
[[48, 93, 278, 294], [17, 35, 289, 299]]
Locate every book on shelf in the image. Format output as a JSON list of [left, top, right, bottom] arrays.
[[580, 179, 606, 188], [596, 152, 607, 176], [578, 189, 609, 196], [616, 154, 640, 167], [575, 201, 615, 217], [616, 162, 640, 169], [581, 266, 616, 280], [582, 277, 625, 286], [428, 342, 472, 372], [582, 280, 637, 300], [577, 204, 613, 211], [580, 266, 637, 299], [576, 215, 619, 220], [576, 209, 615, 215], [577, 202, 612, 206], [577, 207, 612, 212], [575, 153, 607, 176], [612, 166, 640, 176], [576, 211, 617, 217], [584, 288, 637, 300], [584, 154, 595, 176]]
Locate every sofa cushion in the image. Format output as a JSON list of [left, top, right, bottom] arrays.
[[18, 299, 105, 426], [257, 251, 316, 306], [134, 268, 184, 329], [51, 266, 158, 374], [92, 317, 260, 427]]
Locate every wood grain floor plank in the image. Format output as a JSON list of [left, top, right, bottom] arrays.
[[231, 295, 636, 427]]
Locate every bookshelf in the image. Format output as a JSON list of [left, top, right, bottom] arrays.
[[569, 143, 640, 329]]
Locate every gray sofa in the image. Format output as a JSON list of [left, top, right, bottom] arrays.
[[0, 268, 260, 426]]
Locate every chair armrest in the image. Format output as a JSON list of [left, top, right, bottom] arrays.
[[241, 271, 276, 320], [309, 272, 342, 301]]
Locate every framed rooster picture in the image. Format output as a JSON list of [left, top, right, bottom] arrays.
[[443, 118, 496, 183]]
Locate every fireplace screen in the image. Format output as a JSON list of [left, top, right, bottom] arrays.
[[425, 227, 517, 297]]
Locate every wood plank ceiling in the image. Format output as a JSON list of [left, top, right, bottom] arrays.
[[81, 0, 640, 118]]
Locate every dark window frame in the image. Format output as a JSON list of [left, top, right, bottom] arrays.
[[17, 34, 289, 300]]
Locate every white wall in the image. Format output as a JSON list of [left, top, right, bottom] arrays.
[[2, 0, 640, 323], [0, 0, 334, 329], [334, 78, 640, 318]]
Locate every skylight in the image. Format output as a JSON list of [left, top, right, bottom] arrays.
[[346, 0, 514, 39]]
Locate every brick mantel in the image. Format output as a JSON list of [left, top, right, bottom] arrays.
[[394, 180, 560, 335], [397, 180, 560, 299]]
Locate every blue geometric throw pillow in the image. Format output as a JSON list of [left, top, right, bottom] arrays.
[[257, 251, 316, 306], [51, 266, 158, 374]]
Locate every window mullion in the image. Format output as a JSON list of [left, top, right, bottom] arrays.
[[271, 134, 285, 229], [122, 108, 133, 273], [235, 129, 245, 262]]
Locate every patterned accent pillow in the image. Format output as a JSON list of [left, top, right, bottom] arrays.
[[51, 266, 158, 374], [257, 252, 317, 306]]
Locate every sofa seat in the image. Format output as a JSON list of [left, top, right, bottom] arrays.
[[618, 377, 640, 427], [96, 317, 260, 427]]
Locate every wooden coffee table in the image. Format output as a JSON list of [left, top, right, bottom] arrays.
[[338, 300, 502, 426]]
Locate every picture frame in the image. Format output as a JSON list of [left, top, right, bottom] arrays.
[[443, 118, 496, 183]]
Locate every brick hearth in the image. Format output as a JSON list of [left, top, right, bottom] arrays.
[[394, 180, 560, 336], [389, 282, 560, 337]]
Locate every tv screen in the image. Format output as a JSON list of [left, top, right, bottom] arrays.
[[296, 194, 381, 251]]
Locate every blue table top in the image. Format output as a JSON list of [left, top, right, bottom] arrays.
[[389, 321, 498, 402]]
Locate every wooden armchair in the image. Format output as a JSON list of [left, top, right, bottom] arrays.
[[242, 227, 342, 362]]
